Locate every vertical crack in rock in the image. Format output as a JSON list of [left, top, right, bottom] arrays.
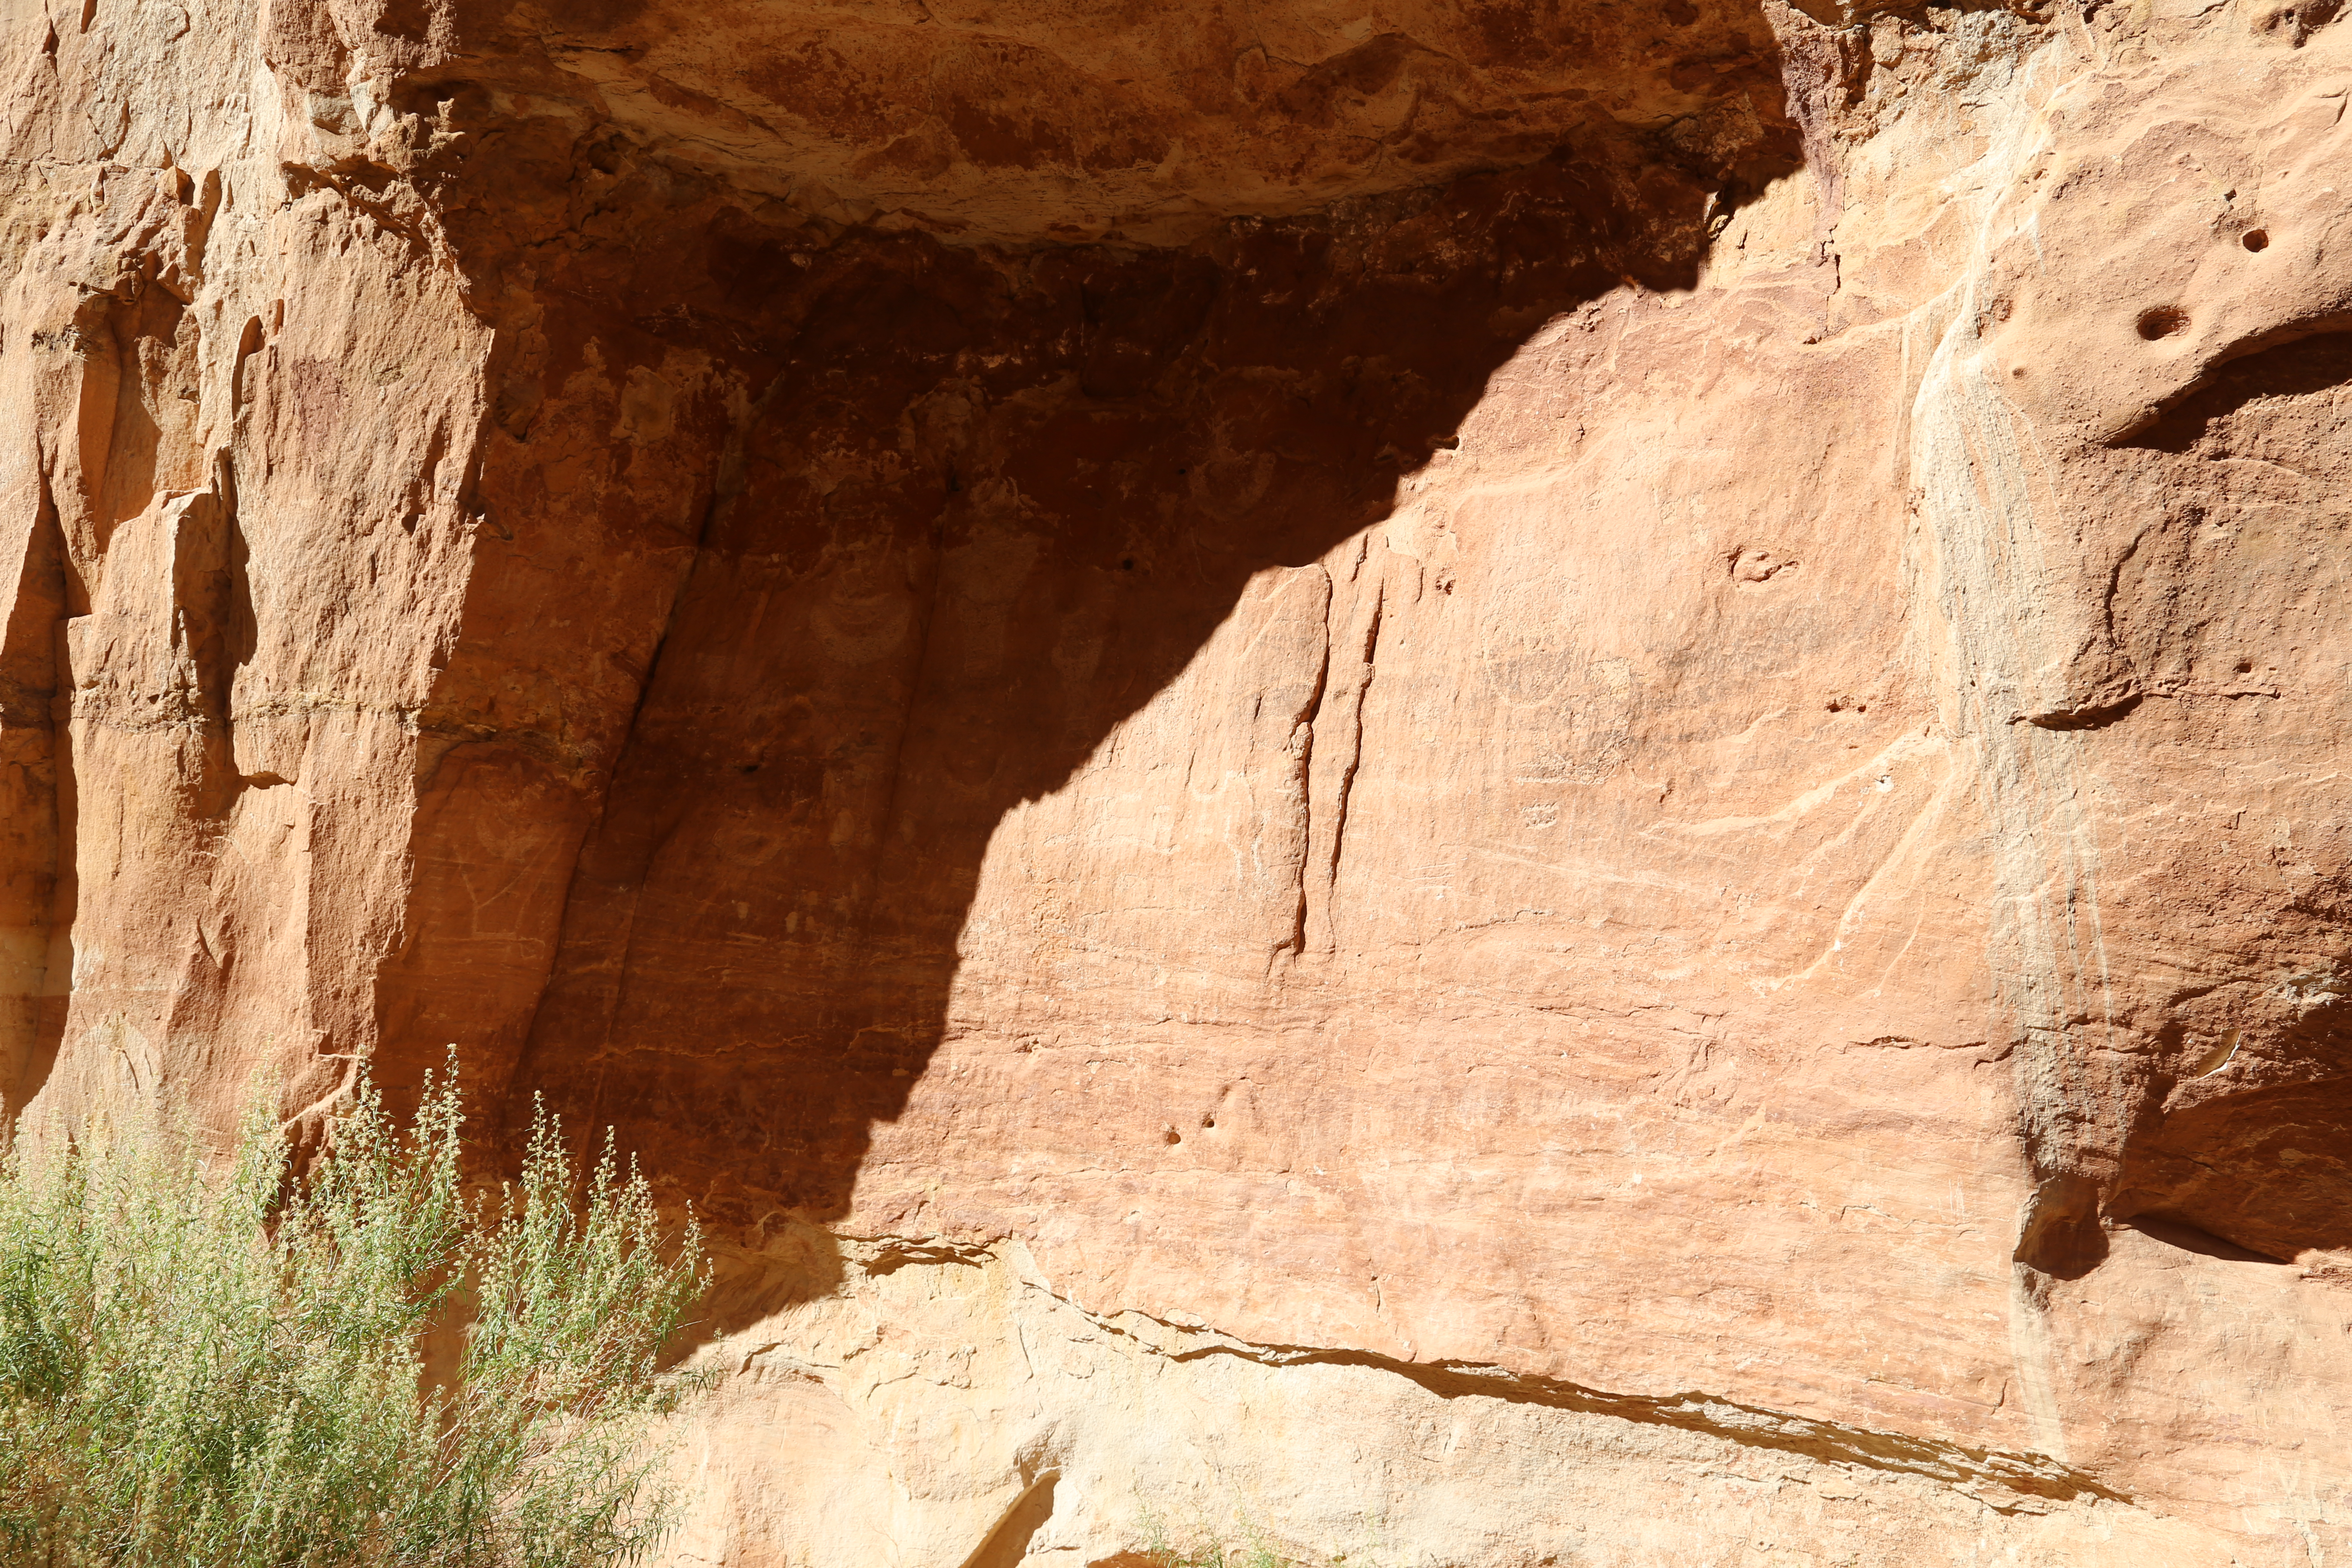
[[515, 399, 752, 1125], [1277, 573, 1333, 969], [1321, 575, 1383, 957]]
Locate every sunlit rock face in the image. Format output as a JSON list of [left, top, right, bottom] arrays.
[[5, 0, 2352, 1562]]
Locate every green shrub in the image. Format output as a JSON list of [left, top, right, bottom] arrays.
[[0, 1061, 707, 1567]]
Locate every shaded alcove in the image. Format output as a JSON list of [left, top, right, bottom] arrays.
[[2109, 994, 2352, 1264], [352, 2, 1812, 1287]]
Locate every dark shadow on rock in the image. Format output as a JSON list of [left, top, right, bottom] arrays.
[[2116, 328, 2352, 453], [2107, 994, 2352, 1265], [2, 497, 74, 1118], [676, 1220, 848, 1358], [2122, 1216, 2293, 1265], [2012, 1173, 2110, 1280], [368, 12, 1808, 1292], [958, 1471, 1059, 1568]]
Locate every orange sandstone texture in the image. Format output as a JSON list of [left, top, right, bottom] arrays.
[[3, 0, 2350, 1562]]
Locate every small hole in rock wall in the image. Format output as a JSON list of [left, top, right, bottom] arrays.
[[2243, 229, 2270, 252], [2138, 306, 2190, 340]]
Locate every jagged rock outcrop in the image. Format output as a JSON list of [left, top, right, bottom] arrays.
[[5, 0, 2351, 1561]]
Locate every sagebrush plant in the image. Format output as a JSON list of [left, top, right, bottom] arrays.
[[0, 1058, 708, 1567]]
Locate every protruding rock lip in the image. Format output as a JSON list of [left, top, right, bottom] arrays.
[[2018, 692, 2144, 731], [2101, 308, 2352, 448], [372, 0, 1807, 248], [1113, 1309, 2134, 1509]]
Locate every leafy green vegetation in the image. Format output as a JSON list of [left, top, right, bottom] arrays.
[[0, 1062, 706, 1567]]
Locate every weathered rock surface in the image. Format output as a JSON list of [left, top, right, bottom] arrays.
[[5, 0, 2351, 1561]]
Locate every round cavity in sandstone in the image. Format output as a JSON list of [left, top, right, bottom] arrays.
[[2243, 228, 2270, 252], [2138, 306, 2190, 340]]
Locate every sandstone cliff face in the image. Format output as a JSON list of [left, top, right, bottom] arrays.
[[6, 0, 2352, 1562]]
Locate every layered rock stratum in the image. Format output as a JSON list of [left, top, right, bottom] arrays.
[[5, 0, 2352, 1561]]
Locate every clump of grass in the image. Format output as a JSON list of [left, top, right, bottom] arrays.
[[1137, 1501, 1300, 1568], [1144, 1546, 1289, 1568], [0, 1059, 707, 1567]]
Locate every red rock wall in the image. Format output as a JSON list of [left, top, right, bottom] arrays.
[[5, 0, 2351, 1562]]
